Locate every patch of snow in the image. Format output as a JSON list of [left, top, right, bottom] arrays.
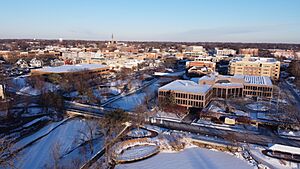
[[246, 103, 270, 111], [154, 71, 185, 77], [127, 128, 152, 138], [23, 117, 50, 128], [116, 147, 254, 169], [116, 145, 158, 162], [248, 144, 298, 169]]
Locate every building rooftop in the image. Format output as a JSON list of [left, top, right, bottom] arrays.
[[213, 83, 243, 88], [159, 80, 211, 94], [231, 57, 278, 63], [234, 75, 273, 86], [199, 74, 272, 87], [269, 144, 300, 155], [35, 64, 108, 73]]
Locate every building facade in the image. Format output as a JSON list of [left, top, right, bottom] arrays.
[[239, 48, 259, 56], [158, 80, 213, 108], [229, 57, 280, 80], [158, 74, 273, 109], [186, 61, 216, 71], [198, 74, 273, 99], [215, 48, 236, 56]]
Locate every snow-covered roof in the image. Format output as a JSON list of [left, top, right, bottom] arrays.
[[234, 75, 272, 86], [35, 64, 108, 73], [213, 83, 243, 88], [269, 144, 300, 155], [231, 57, 279, 63], [198, 74, 217, 81], [159, 80, 211, 94]]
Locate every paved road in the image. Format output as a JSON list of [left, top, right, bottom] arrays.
[[150, 118, 300, 147]]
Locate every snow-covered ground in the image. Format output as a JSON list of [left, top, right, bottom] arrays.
[[246, 102, 270, 112], [278, 129, 300, 140], [108, 91, 146, 111], [16, 82, 58, 96], [11, 76, 27, 90], [154, 111, 182, 120], [14, 118, 102, 169], [195, 119, 258, 133], [12, 119, 69, 151], [116, 145, 159, 162], [116, 147, 254, 169], [154, 71, 185, 77], [248, 144, 298, 169], [107, 79, 160, 111], [127, 128, 152, 138], [21, 107, 44, 117]]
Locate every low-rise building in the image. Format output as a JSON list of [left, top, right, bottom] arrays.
[[186, 46, 205, 53], [15, 59, 29, 69], [158, 74, 273, 108], [29, 58, 43, 68], [193, 56, 213, 62], [186, 61, 216, 76], [239, 48, 259, 56], [158, 80, 213, 108], [271, 49, 295, 59], [31, 64, 110, 76], [198, 74, 273, 99], [215, 48, 236, 56], [184, 46, 207, 56]]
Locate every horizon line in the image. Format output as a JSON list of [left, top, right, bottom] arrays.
[[0, 38, 300, 45]]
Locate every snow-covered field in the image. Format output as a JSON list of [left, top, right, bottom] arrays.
[[14, 118, 103, 169], [12, 119, 69, 151], [116, 147, 254, 169]]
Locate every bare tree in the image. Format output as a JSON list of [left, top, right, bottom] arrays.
[[0, 138, 17, 169], [144, 88, 154, 110], [39, 91, 64, 117], [133, 104, 148, 128], [44, 141, 62, 169], [98, 109, 130, 167], [77, 120, 100, 155]]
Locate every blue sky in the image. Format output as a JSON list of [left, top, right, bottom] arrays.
[[0, 0, 299, 43]]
